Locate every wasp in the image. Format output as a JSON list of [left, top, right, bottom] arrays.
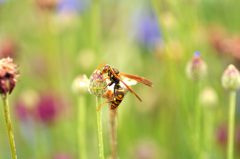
[[92, 62, 153, 111]]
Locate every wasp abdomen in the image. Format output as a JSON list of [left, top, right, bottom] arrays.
[[110, 84, 125, 110]]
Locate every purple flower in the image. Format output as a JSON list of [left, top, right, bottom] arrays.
[[0, 0, 8, 4], [37, 93, 59, 124], [132, 7, 162, 49], [216, 125, 228, 147], [52, 152, 72, 159], [194, 51, 200, 57], [56, 0, 90, 14], [88, 69, 107, 96]]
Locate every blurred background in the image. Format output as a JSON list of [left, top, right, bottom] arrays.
[[0, 0, 240, 158]]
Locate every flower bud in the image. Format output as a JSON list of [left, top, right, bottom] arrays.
[[222, 64, 240, 91], [88, 70, 107, 96], [186, 51, 207, 81], [72, 75, 89, 95]]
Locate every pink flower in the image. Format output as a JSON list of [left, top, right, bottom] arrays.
[[0, 57, 19, 94]]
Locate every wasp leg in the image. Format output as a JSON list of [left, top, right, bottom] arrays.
[[90, 81, 113, 90], [90, 85, 108, 90], [96, 98, 111, 111], [97, 76, 109, 82], [102, 90, 114, 99]]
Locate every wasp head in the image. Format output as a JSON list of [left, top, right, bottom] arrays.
[[101, 64, 110, 74]]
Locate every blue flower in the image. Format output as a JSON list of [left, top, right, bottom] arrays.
[[132, 7, 162, 49], [0, 0, 9, 4], [194, 51, 200, 57]]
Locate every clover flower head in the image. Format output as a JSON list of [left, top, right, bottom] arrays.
[[88, 70, 107, 96]]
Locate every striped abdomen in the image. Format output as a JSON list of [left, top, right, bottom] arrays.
[[110, 84, 125, 110]]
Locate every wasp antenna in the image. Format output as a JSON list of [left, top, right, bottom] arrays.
[[95, 62, 106, 75]]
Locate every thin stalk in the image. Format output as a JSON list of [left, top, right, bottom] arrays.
[[227, 91, 236, 159], [195, 81, 202, 158], [110, 108, 118, 159], [96, 96, 104, 159], [78, 95, 87, 159], [203, 109, 214, 157], [1, 94, 17, 159]]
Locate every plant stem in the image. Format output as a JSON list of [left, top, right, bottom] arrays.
[[110, 109, 118, 159], [78, 95, 87, 159], [227, 91, 236, 159], [203, 109, 214, 157], [96, 96, 104, 159], [195, 81, 202, 158], [1, 94, 17, 159]]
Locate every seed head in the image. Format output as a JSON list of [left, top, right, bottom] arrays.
[[186, 51, 207, 81], [88, 70, 107, 96], [72, 75, 89, 95], [199, 87, 218, 108], [222, 64, 240, 91], [0, 57, 19, 95]]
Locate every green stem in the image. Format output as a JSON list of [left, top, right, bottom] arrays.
[[203, 109, 214, 157], [1, 94, 17, 159], [195, 81, 202, 158], [96, 96, 104, 159], [110, 109, 118, 159], [78, 95, 87, 159], [227, 91, 236, 159]]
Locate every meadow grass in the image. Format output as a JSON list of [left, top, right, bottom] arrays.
[[0, 0, 240, 158]]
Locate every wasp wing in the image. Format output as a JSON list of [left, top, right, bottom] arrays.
[[120, 73, 153, 87], [110, 69, 142, 102]]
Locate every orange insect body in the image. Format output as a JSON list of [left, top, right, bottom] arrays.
[[95, 62, 153, 111]]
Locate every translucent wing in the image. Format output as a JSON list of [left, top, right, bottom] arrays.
[[110, 69, 142, 102], [120, 73, 153, 87]]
